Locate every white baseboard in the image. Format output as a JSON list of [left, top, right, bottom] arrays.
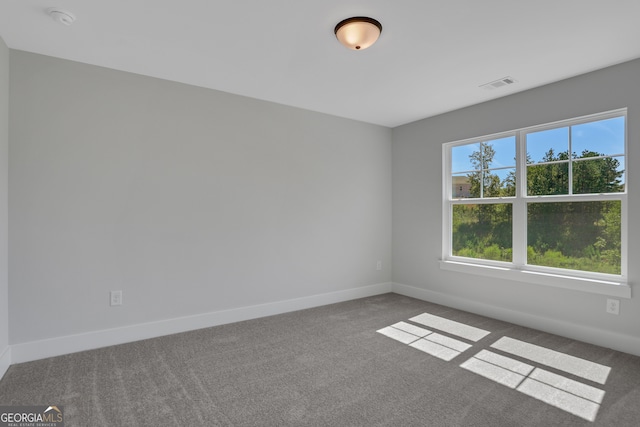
[[11, 280, 635, 367], [392, 282, 640, 357], [10, 282, 393, 364], [0, 346, 10, 380]]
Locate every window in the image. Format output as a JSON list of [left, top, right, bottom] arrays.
[[442, 110, 627, 295]]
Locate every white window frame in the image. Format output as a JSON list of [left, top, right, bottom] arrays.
[[441, 109, 630, 298]]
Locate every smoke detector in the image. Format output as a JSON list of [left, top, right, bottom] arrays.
[[47, 8, 76, 26]]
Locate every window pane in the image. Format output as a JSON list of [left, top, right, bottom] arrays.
[[451, 138, 516, 199], [572, 116, 625, 157], [493, 168, 516, 197], [452, 144, 478, 173], [452, 137, 515, 173], [452, 174, 472, 198], [489, 136, 516, 169], [526, 127, 569, 164], [452, 204, 512, 262], [527, 201, 621, 274], [463, 169, 515, 198], [618, 157, 626, 191], [527, 162, 569, 195], [573, 156, 625, 194]]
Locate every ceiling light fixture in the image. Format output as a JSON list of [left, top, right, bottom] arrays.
[[47, 8, 76, 26], [334, 17, 382, 51]]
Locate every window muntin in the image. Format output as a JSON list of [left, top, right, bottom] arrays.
[[444, 110, 626, 280]]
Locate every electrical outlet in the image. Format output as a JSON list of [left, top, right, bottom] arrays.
[[110, 290, 123, 306], [376, 260, 382, 271], [606, 298, 619, 315]]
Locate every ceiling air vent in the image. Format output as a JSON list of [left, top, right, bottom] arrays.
[[480, 76, 517, 90]]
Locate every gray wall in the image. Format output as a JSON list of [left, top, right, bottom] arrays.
[[0, 38, 8, 360], [9, 51, 392, 344], [392, 58, 640, 351], [6, 47, 639, 356]]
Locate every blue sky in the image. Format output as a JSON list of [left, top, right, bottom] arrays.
[[451, 116, 624, 173]]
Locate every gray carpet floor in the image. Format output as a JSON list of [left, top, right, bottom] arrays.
[[1, 293, 639, 426]]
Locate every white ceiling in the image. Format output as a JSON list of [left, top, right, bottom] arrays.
[[1, 1, 640, 128]]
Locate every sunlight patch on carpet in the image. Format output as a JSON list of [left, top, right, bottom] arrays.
[[376, 311, 612, 422], [528, 368, 605, 404], [408, 333, 472, 361], [425, 332, 473, 353], [377, 316, 477, 361], [409, 313, 490, 342], [389, 321, 432, 338], [376, 326, 422, 345], [409, 338, 460, 361], [518, 377, 600, 422], [491, 336, 611, 384], [474, 349, 535, 376], [461, 348, 608, 422], [460, 355, 528, 388]]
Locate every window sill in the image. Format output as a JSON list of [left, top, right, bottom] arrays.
[[439, 260, 631, 299]]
